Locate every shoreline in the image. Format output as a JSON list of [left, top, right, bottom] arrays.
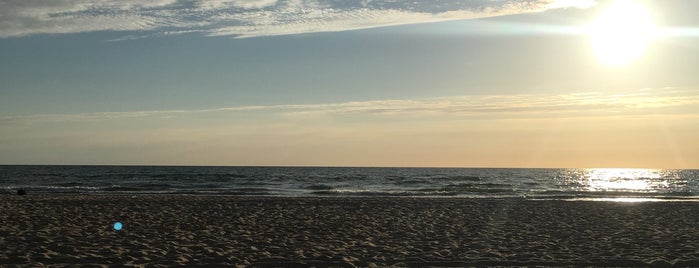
[[7, 192, 699, 202], [3, 195, 699, 266]]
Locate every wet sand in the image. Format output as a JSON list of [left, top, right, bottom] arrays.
[[2, 195, 699, 267]]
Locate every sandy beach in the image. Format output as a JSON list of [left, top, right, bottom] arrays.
[[2, 195, 699, 267]]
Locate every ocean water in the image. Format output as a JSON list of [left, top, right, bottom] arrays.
[[1, 165, 698, 200]]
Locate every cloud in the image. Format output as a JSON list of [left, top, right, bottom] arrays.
[[547, 0, 597, 9], [105, 34, 151, 42], [0, 0, 178, 37], [0, 0, 595, 39], [272, 88, 699, 119], [196, 0, 279, 10], [3, 88, 697, 124]]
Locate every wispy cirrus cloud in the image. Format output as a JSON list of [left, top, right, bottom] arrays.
[[0, 0, 596, 39], [196, 0, 279, 10], [2, 88, 697, 125]]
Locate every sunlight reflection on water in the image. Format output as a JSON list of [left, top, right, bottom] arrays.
[[585, 168, 666, 192], [569, 197, 699, 202]]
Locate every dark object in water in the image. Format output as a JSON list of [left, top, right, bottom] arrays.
[[17, 189, 27, 195]]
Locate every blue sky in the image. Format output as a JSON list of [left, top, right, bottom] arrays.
[[1, 0, 698, 167]]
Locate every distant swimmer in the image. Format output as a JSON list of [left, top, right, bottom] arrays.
[[16, 189, 27, 195]]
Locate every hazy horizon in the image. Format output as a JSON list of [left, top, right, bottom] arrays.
[[1, 0, 698, 168]]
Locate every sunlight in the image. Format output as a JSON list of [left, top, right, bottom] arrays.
[[586, 168, 661, 192], [583, 197, 664, 202], [588, 0, 657, 66]]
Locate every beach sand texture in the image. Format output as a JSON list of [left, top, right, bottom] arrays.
[[2, 195, 699, 267]]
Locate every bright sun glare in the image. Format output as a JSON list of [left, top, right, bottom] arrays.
[[588, 0, 657, 66], [585, 168, 668, 195]]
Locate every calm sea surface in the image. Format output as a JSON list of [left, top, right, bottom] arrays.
[[1, 166, 698, 201]]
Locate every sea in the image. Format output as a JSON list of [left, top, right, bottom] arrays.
[[1, 165, 698, 201]]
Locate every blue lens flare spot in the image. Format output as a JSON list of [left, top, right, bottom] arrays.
[[114, 222, 123, 231]]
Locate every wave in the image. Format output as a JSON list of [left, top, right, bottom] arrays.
[[305, 184, 335, 190], [55, 182, 85, 187], [438, 175, 481, 181], [102, 186, 143, 192], [0, 185, 99, 193], [310, 190, 446, 196]]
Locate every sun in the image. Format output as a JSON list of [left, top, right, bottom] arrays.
[[588, 0, 657, 66]]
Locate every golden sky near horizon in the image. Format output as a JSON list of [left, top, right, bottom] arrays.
[[1, 0, 698, 168]]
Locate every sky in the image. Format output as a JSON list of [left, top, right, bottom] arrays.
[[1, 0, 698, 168]]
